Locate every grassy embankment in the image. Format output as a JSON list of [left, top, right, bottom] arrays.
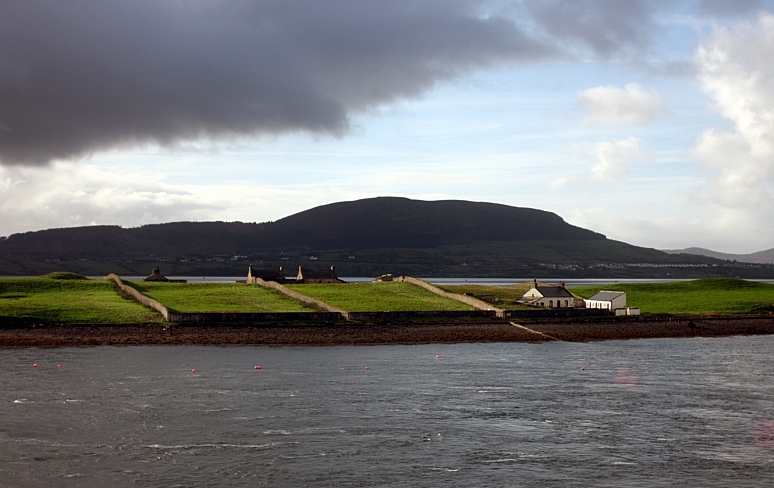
[[126, 282, 316, 313], [4, 276, 773, 326], [439, 281, 567, 310], [0, 278, 479, 325], [442, 278, 774, 315], [285, 282, 474, 312], [569, 278, 774, 315], [0, 276, 164, 324]]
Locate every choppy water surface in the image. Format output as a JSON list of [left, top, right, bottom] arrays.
[[2, 337, 774, 487]]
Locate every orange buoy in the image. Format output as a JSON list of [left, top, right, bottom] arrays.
[[435, 355, 440, 359], [581, 366, 585, 371], [365, 366, 369, 370], [33, 363, 38, 368], [254, 365, 261, 370], [57, 364, 62, 368], [191, 368, 197, 373]]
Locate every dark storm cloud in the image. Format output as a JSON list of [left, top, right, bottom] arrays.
[[525, 0, 660, 58], [696, 0, 765, 16], [0, 0, 667, 166]]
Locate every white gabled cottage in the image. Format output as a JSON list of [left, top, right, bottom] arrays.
[[519, 280, 575, 308], [585, 291, 626, 311]]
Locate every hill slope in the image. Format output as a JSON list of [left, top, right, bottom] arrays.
[[663, 247, 774, 264], [262, 197, 605, 248], [0, 197, 603, 257], [0, 197, 767, 277]]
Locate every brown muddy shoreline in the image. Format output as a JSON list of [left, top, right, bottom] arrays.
[[1, 315, 774, 348]]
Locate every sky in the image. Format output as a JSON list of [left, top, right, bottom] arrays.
[[2, 0, 774, 254]]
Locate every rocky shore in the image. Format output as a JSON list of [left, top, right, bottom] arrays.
[[1, 315, 773, 348]]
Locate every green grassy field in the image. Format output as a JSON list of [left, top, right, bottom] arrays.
[[4, 277, 773, 324], [439, 281, 565, 309], [128, 282, 316, 313], [0, 278, 164, 324], [286, 282, 474, 312], [569, 278, 774, 314]]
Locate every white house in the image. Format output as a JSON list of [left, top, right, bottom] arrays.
[[585, 291, 626, 311], [519, 280, 575, 308]]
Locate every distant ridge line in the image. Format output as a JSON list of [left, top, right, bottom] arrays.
[[663, 247, 774, 264]]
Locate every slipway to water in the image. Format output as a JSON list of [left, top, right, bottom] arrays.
[[2, 336, 774, 487]]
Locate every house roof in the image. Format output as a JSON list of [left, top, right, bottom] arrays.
[[144, 267, 168, 282], [535, 286, 573, 298], [250, 269, 285, 280], [300, 268, 338, 280], [248, 264, 285, 281], [587, 291, 625, 301]]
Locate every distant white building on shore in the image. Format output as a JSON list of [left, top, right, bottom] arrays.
[[585, 291, 626, 311]]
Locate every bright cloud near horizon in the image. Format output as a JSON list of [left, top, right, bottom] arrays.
[[2, 0, 774, 254]]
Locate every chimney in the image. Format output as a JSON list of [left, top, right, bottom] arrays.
[[533, 279, 538, 289], [559, 281, 565, 288]]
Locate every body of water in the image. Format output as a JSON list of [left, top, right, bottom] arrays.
[[102, 276, 774, 286], [2, 337, 774, 486]]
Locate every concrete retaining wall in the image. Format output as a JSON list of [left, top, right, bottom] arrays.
[[346, 310, 497, 321], [106, 273, 170, 320], [164, 312, 341, 323], [396, 276, 506, 318], [253, 278, 347, 315], [506, 308, 610, 319]]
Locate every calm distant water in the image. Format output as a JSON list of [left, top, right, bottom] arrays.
[[100, 276, 774, 286], [2, 337, 774, 487]]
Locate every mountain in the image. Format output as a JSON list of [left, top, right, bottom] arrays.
[[0, 198, 603, 257], [663, 247, 774, 264], [261, 197, 605, 248], [0, 197, 771, 278]]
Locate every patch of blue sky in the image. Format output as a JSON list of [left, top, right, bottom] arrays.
[[13, 2, 769, 252]]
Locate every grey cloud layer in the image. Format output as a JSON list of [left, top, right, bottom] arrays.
[[526, 0, 658, 58], [0, 0, 684, 166]]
